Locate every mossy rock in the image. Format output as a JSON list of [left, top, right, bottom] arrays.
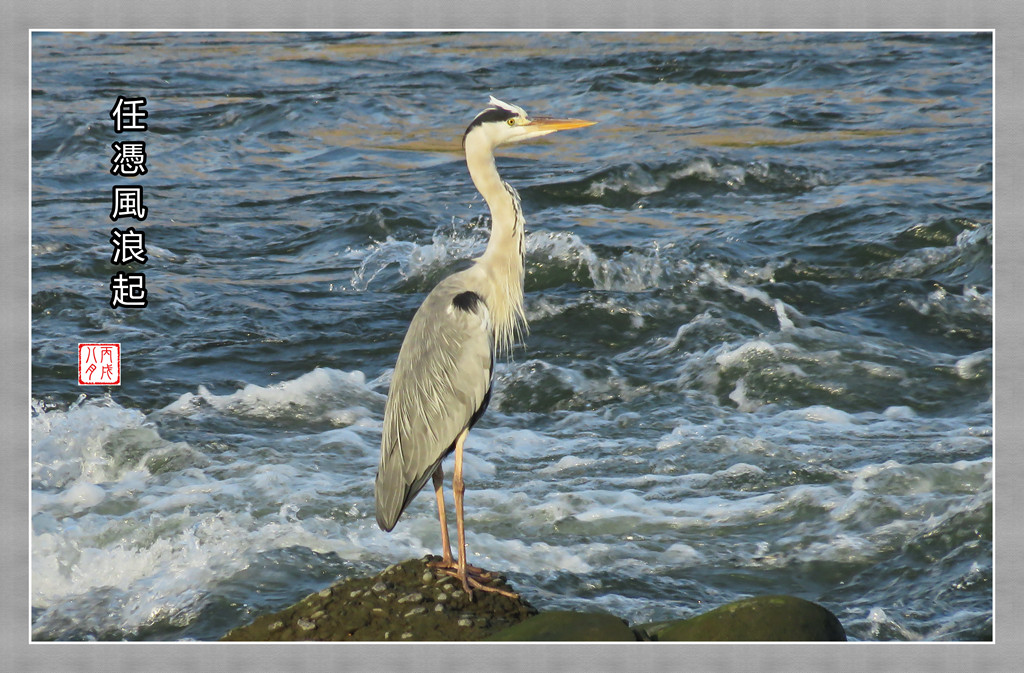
[[640, 595, 846, 641], [221, 557, 537, 641], [486, 610, 638, 641], [220, 559, 847, 643]]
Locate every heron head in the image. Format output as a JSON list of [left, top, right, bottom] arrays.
[[462, 96, 595, 151]]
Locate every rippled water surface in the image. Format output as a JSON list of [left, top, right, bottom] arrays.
[[31, 31, 992, 641]]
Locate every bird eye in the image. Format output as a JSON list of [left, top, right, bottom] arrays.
[[507, 118, 516, 126]]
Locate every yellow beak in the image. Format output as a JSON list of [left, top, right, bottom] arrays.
[[527, 116, 597, 132]]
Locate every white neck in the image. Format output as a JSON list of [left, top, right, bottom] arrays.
[[464, 136, 527, 356]]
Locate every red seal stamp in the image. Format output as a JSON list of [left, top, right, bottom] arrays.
[[78, 343, 121, 385]]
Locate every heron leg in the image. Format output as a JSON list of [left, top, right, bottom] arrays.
[[452, 428, 470, 587], [432, 464, 454, 566], [425, 466, 475, 573], [425, 432, 492, 573], [447, 427, 518, 600], [425, 460, 486, 575], [424, 453, 483, 574]]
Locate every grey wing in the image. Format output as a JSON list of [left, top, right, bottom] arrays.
[[375, 280, 493, 532]]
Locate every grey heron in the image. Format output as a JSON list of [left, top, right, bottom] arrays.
[[375, 97, 594, 598]]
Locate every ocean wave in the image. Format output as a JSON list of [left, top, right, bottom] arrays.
[[575, 158, 830, 208], [349, 222, 669, 296], [31, 395, 208, 492], [527, 230, 665, 292], [158, 367, 384, 427], [491, 358, 644, 413], [347, 229, 485, 292], [30, 378, 388, 640]]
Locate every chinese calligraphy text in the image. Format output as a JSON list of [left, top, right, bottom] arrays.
[[108, 96, 150, 309]]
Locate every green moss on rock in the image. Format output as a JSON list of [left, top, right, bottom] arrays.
[[220, 556, 537, 641], [639, 595, 846, 641], [486, 610, 639, 641]]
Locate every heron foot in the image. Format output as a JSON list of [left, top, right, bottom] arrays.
[[427, 558, 492, 578], [454, 570, 519, 600], [428, 559, 518, 600]]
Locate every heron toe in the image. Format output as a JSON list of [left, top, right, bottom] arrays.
[[432, 561, 518, 600]]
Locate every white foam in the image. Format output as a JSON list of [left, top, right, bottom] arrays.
[[32, 462, 391, 638], [585, 163, 666, 199], [662, 542, 703, 565], [160, 367, 382, 422], [866, 606, 922, 640], [473, 426, 559, 460], [31, 395, 205, 493], [491, 358, 640, 414], [716, 462, 766, 479], [774, 299, 796, 331], [955, 349, 991, 380], [539, 454, 595, 474], [700, 263, 803, 331], [33, 513, 237, 625], [31, 383, 389, 637], [460, 450, 497, 481], [714, 339, 778, 369], [655, 419, 709, 450], [462, 532, 599, 574], [348, 228, 487, 291], [642, 311, 718, 359], [590, 248, 664, 293], [784, 405, 856, 425], [728, 377, 758, 412], [61, 482, 106, 511], [883, 405, 918, 420], [856, 361, 908, 381], [527, 229, 664, 292]]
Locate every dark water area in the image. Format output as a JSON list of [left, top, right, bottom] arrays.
[[31, 31, 991, 641]]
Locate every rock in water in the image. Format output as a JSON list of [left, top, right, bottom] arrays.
[[220, 556, 537, 641], [221, 560, 848, 642], [638, 595, 846, 641], [486, 611, 638, 641]]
